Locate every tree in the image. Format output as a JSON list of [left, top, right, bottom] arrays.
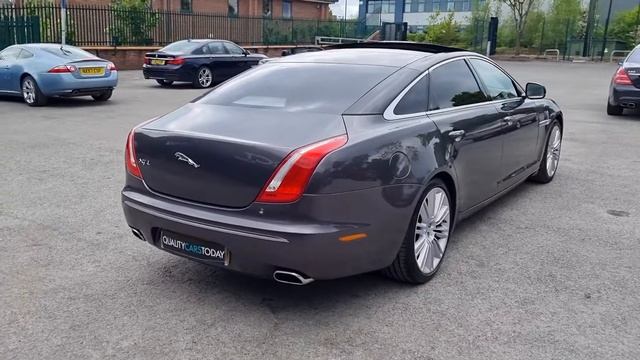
[[500, 0, 538, 55], [462, 0, 493, 50], [545, 0, 582, 49], [424, 12, 460, 46], [609, 6, 640, 47], [108, 0, 159, 46]]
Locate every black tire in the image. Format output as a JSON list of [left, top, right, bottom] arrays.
[[383, 178, 453, 284], [607, 100, 623, 116], [530, 121, 562, 183], [92, 90, 113, 102], [21, 75, 47, 107], [193, 66, 213, 89], [156, 79, 174, 87]]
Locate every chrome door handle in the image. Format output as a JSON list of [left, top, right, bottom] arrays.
[[449, 130, 465, 142], [503, 116, 514, 126]]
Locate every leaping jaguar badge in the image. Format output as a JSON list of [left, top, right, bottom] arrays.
[[174, 152, 200, 168]]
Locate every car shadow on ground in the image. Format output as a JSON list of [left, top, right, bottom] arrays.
[[0, 94, 115, 108], [139, 179, 540, 313]]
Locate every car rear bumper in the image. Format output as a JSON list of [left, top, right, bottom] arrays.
[[38, 72, 118, 97], [121, 183, 421, 280], [143, 66, 193, 82], [610, 84, 640, 107]]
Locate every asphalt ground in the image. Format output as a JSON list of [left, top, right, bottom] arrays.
[[1, 62, 639, 360]]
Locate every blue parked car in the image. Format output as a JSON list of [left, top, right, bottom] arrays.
[[0, 43, 118, 106]]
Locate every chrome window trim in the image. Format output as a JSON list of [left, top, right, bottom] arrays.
[[383, 55, 525, 121]]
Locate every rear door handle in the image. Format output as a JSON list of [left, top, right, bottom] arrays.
[[503, 116, 514, 126], [449, 130, 465, 142]]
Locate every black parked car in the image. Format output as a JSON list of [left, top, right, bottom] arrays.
[[143, 39, 267, 88], [607, 45, 640, 115], [123, 42, 563, 285]]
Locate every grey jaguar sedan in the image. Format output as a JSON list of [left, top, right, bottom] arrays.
[[122, 42, 563, 285]]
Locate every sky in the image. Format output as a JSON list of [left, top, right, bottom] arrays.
[[329, 0, 361, 20]]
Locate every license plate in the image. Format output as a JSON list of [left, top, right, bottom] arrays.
[[159, 230, 226, 262], [79, 67, 105, 76], [151, 59, 165, 65]]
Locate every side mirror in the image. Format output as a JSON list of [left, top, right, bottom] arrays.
[[243, 49, 250, 56], [526, 82, 546, 99]]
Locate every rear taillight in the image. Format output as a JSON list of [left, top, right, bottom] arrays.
[[256, 135, 348, 203], [125, 129, 142, 179], [48, 65, 76, 73], [614, 67, 632, 85], [144, 58, 151, 65], [167, 57, 185, 65], [108, 62, 117, 71]]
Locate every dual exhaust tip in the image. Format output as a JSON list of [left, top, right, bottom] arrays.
[[621, 102, 637, 109], [273, 270, 314, 285]]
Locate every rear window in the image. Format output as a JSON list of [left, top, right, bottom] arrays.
[[160, 41, 203, 54], [197, 63, 395, 114], [41, 46, 95, 59]]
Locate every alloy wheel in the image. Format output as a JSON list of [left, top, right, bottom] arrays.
[[22, 79, 36, 104], [414, 187, 450, 274], [198, 68, 213, 87], [546, 125, 562, 177]]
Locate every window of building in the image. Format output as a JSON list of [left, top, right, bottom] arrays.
[[228, 0, 239, 16], [446, 0, 454, 11], [263, 0, 272, 17], [180, 0, 192, 13], [432, 0, 439, 11], [282, 0, 292, 18], [366, 0, 394, 13], [462, 0, 470, 11], [404, 0, 412, 12], [428, 60, 488, 111], [415, 0, 426, 12]]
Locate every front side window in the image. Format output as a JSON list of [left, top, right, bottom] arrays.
[[0, 47, 22, 60], [428, 59, 488, 111], [224, 42, 244, 55], [180, 0, 192, 12], [282, 0, 292, 18], [228, 0, 239, 16], [469, 58, 519, 100], [394, 75, 428, 116]]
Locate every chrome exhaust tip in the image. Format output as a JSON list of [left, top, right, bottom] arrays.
[[273, 270, 314, 285], [130, 227, 145, 241]]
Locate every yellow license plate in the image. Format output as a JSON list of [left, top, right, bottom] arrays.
[[151, 59, 165, 65], [80, 67, 105, 76]]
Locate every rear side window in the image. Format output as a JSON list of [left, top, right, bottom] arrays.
[[160, 41, 203, 54], [394, 75, 428, 115], [627, 48, 640, 63], [469, 59, 518, 100], [428, 59, 488, 111], [19, 49, 34, 59], [208, 42, 227, 54], [41, 46, 95, 59], [197, 63, 396, 114]]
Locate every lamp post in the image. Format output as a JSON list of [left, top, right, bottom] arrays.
[[61, 0, 67, 45]]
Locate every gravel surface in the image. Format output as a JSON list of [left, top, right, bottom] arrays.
[[1, 62, 639, 360]]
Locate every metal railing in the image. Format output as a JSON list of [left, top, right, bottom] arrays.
[[610, 50, 631, 63], [543, 49, 560, 62], [0, 4, 367, 48]]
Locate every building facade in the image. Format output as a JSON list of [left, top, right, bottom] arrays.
[[358, 0, 478, 30], [7, 0, 335, 20]]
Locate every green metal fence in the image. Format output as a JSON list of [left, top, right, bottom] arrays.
[[0, 4, 366, 47]]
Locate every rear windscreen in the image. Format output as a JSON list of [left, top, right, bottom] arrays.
[[160, 41, 203, 54], [42, 46, 95, 59], [196, 63, 396, 114]]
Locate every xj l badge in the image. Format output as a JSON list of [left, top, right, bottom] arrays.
[[174, 152, 200, 168]]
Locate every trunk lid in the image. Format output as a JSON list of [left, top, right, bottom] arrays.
[[135, 103, 346, 208]]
